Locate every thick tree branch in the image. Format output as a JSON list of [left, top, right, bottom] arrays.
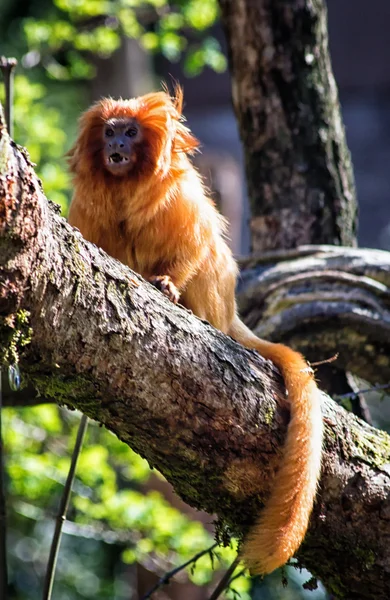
[[1, 112, 390, 598]]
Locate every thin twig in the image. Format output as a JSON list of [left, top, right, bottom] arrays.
[[334, 383, 390, 402], [0, 57, 17, 137], [42, 414, 88, 600], [208, 556, 242, 600], [310, 353, 339, 368], [0, 370, 8, 600], [227, 568, 246, 585], [141, 542, 218, 600]]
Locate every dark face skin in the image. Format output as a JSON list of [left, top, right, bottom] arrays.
[[102, 118, 142, 176]]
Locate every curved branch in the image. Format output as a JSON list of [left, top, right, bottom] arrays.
[[237, 248, 390, 383], [1, 110, 390, 598]]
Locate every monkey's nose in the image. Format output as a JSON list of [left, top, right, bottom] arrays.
[[108, 141, 125, 150]]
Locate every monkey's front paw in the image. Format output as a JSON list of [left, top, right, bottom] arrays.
[[149, 275, 180, 304]]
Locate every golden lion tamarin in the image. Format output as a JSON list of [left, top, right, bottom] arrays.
[[67, 87, 323, 575]]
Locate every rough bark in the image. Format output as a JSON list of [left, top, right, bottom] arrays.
[[1, 109, 390, 598], [219, 0, 357, 251]]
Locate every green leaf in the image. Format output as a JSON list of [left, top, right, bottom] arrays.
[[54, 0, 111, 18], [183, 0, 218, 30], [160, 31, 187, 62]]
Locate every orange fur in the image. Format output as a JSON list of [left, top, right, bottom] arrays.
[[68, 87, 323, 575]]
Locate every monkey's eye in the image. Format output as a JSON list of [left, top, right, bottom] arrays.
[[105, 128, 115, 137], [125, 127, 138, 137]]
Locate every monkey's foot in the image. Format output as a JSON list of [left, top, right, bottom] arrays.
[[149, 275, 180, 304]]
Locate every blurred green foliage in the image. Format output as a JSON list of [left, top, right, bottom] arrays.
[[4, 405, 250, 598], [0, 75, 84, 212], [3, 0, 225, 83]]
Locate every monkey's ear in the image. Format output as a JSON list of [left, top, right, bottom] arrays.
[[170, 86, 200, 155], [173, 85, 184, 115], [160, 81, 183, 115]]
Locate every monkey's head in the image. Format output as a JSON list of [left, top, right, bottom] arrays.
[[68, 86, 199, 181]]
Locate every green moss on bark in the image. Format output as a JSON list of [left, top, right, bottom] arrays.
[[0, 309, 32, 365]]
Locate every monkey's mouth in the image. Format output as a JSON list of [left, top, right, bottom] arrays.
[[109, 153, 129, 164]]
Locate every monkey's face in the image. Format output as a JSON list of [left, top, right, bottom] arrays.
[[102, 118, 142, 176]]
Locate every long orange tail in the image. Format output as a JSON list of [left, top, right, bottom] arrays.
[[228, 316, 323, 575]]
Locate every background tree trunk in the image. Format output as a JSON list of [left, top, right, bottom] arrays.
[[219, 0, 357, 251]]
